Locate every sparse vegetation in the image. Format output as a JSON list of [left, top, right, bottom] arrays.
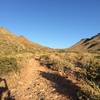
[[0, 57, 18, 75], [0, 28, 100, 100]]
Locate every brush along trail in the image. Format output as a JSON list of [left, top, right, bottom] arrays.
[[4, 59, 80, 100]]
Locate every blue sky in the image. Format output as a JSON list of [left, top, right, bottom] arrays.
[[0, 0, 100, 48]]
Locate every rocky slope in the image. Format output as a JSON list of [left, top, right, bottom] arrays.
[[70, 33, 100, 52]]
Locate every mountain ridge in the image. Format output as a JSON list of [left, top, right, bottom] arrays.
[[70, 33, 100, 52], [0, 27, 100, 52]]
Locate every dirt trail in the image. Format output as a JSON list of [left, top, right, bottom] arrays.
[[4, 59, 79, 100]]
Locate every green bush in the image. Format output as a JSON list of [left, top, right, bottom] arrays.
[[39, 55, 72, 72], [83, 60, 100, 87], [0, 40, 5, 45], [0, 57, 18, 75]]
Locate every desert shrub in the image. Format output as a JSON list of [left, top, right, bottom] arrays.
[[39, 55, 73, 72], [0, 57, 18, 75], [75, 76, 100, 100], [82, 59, 100, 87], [77, 90, 90, 100], [72, 53, 100, 100], [76, 59, 100, 86], [39, 55, 53, 68], [97, 49, 100, 51], [77, 89, 100, 100], [0, 40, 5, 45], [57, 49, 66, 53], [95, 56, 100, 59]]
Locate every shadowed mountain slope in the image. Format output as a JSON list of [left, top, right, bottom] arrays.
[[70, 33, 100, 52]]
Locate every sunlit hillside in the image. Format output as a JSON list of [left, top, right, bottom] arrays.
[[0, 28, 100, 100]]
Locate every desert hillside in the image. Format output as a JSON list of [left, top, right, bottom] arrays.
[[0, 28, 100, 100], [70, 33, 100, 52]]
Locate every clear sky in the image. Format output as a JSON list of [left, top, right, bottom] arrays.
[[0, 0, 100, 48]]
